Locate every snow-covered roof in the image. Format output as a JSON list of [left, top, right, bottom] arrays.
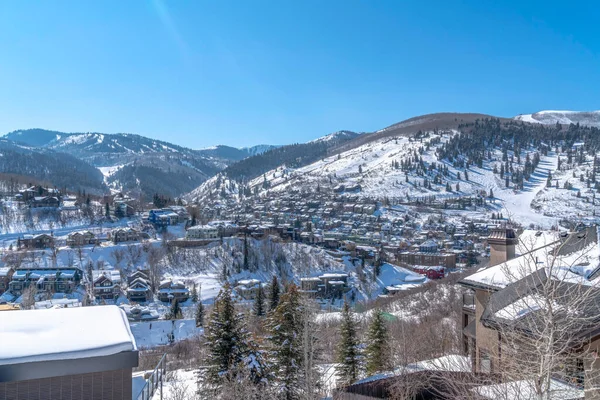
[[463, 228, 599, 290], [0, 305, 136, 365]]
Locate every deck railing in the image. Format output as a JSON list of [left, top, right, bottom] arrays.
[[136, 353, 167, 400]]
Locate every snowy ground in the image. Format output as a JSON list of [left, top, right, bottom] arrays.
[[130, 319, 202, 349]]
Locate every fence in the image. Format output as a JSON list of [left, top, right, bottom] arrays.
[[136, 353, 167, 400]]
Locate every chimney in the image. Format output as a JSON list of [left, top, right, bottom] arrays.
[[488, 227, 518, 267]]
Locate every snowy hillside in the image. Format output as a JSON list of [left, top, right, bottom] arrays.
[[309, 130, 362, 143], [2, 129, 275, 198], [515, 110, 600, 127], [194, 132, 576, 225]]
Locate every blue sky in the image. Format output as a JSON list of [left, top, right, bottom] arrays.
[[0, 1, 598, 148]]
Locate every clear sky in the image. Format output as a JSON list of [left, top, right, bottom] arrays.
[[0, 1, 598, 148]]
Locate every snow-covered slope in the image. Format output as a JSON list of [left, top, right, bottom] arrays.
[[191, 123, 600, 228], [240, 144, 279, 156], [515, 110, 600, 127], [309, 130, 362, 143]]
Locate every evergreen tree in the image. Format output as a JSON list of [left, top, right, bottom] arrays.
[[243, 233, 249, 270], [199, 284, 255, 396], [105, 202, 110, 217], [191, 283, 198, 302], [269, 275, 280, 311], [364, 310, 391, 376], [253, 283, 265, 317], [267, 284, 319, 400], [169, 297, 182, 320], [195, 299, 204, 327], [335, 302, 362, 386], [489, 188, 494, 198]]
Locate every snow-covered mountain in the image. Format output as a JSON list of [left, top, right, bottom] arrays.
[[515, 110, 600, 127], [2, 129, 278, 198], [240, 144, 279, 156], [189, 116, 600, 228], [309, 130, 362, 143]]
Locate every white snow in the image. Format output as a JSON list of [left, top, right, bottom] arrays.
[[129, 319, 202, 348], [515, 110, 600, 128], [0, 305, 136, 365], [98, 164, 125, 178], [474, 378, 583, 399]]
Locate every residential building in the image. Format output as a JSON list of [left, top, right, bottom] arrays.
[[185, 225, 219, 240], [30, 196, 60, 208], [234, 279, 263, 300], [67, 231, 99, 247], [17, 233, 54, 249], [8, 267, 82, 296], [398, 251, 456, 269], [0, 267, 14, 295], [109, 228, 140, 244], [0, 306, 139, 400], [92, 270, 122, 300], [126, 270, 152, 302], [157, 280, 189, 302], [459, 226, 600, 396]]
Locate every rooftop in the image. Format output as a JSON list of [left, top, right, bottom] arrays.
[[0, 305, 136, 366]]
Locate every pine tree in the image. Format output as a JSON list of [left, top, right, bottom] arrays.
[[267, 284, 319, 400], [195, 300, 204, 327], [364, 310, 390, 376], [335, 302, 362, 386], [254, 283, 265, 317], [105, 202, 110, 217], [269, 275, 280, 311], [191, 283, 198, 302], [243, 233, 249, 270], [489, 189, 494, 198], [199, 284, 252, 395], [169, 297, 182, 320]]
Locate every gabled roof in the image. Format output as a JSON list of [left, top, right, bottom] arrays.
[[460, 228, 598, 291], [480, 268, 600, 341]]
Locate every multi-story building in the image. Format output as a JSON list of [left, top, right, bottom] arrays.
[[459, 226, 600, 396]]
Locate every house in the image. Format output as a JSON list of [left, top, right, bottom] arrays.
[[30, 196, 60, 208], [92, 270, 122, 300], [0, 306, 139, 400], [66, 230, 99, 247], [109, 228, 140, 244], [299, 273, 350, 299], [234, 279, 263, 300], [185, 225, 219, 240], [157, 280, 190, 302], [458, 226, 600, 396], [122, 305, 160, 321], [299, 277, 322, 298], [419, 239, 439, 253], [8, 267, 82, 295], [398, 250, 456, 269], [0, 267, 14, 295], [16, 185, 61, 203], [126, 270, 152, 302], [148, 207, 188, 228], [17, 233, 54, 249]]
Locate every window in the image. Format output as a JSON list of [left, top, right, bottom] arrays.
[[480, 351, 492, 373]]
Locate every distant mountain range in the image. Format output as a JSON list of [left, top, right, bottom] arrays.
[[3, 109, 598, 199], [2, 129, 279, 198]]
